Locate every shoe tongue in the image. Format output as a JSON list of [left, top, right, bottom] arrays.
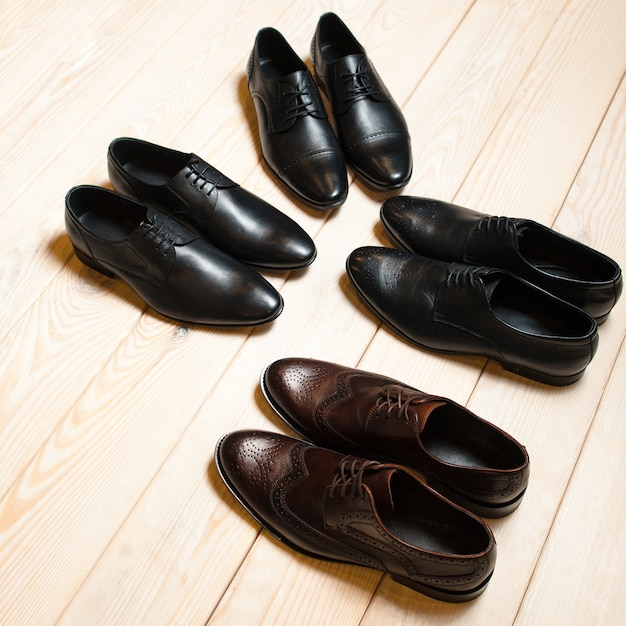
[[479, 269, 506, 301], [281, 69, 311, 89], [412, 400, 447, 433], [335, 53, 366, 74], [515, 220, 533, 241], [455, 265, 504, 302], [362, 466, 397, 517]]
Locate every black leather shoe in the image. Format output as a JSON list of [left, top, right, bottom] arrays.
[[312, 12, 412, 190], [107, 137, 316, 270], [217, 429, 496, 602], [381, 196, 622, 322], [65, 186, 283, 325], [346, 246, 598, 385], [247, 27, 348, 209], [262, 357, 529, 517]]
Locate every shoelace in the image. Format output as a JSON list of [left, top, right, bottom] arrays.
[[329, 458, 383, 499], [445, 264, 485, 289], [476, 215, 519, 235], [138, 217, 178, 256], [341, 65, 379, 103], [185, 159, 225, 196], [282, 81, 319, 123], [374, 385, 434, 422]]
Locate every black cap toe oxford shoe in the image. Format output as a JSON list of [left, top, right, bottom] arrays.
[[312, 12, 412, 190], [107, 137, 316, 270], [381, 196, 622, 322], [65, 186, 283, 326], [247, 27, 348, 209], [346, 246, 598, 385]]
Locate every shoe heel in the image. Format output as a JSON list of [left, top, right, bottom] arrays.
[[502, 361, 585, 386], [73, 247, 115, 278]]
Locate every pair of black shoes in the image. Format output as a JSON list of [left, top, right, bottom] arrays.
[[247, 12, 412, 209], [65, 138, 316, 326], [347, 197, 622, 386]]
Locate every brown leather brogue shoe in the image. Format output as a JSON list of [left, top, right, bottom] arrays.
[[262, 358, 529, 517], [216, 430, 496, 602]]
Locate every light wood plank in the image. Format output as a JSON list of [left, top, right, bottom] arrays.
[[456, 0, 626, 222], [513, 68, 626, 626], [0, 0, 624, 624], [513, 338, 626, 625]]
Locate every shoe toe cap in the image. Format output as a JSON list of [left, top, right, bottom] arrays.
[[282, 151, 348, 208], [350, 132, 412, 189], [216, 430, 299, 501], [264, 358, 318, 421]]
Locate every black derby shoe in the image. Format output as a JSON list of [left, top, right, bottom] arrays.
[[381, 196, 622, 322], [107, 137, 316, 270], [65, 186, 283, 325], [346, 246, 598, 385], [262, 357, 530, 518], [216, 429, 496, 602], [312, 12, 412, 190], [247, 27, 348, 209]]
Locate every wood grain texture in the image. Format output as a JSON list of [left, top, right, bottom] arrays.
[[0, 0, 624, 624]]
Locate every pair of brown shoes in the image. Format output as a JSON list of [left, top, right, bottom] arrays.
[[216, 358, 529, 602]]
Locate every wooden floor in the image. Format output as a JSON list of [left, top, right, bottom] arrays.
[[1, 0, 624, 624]]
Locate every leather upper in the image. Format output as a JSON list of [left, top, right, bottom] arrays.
[[107, 137, 316, 269], [381, 196, 623, 321], [262, 357, 529, 517], [247, 27, 347, 208], [216, 430, 496, 601], [346, 246, 599, 385], [65, 185, 283, 325], [312, 12, 412, 189]]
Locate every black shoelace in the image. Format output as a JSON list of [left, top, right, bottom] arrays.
[[476, 215, 512, 234], [185, 160, 226, 196], [282, 80, 319, 123], [445, 264, 484, 289], [341, 64, 379, 103], [139, 217, 178, 256]]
